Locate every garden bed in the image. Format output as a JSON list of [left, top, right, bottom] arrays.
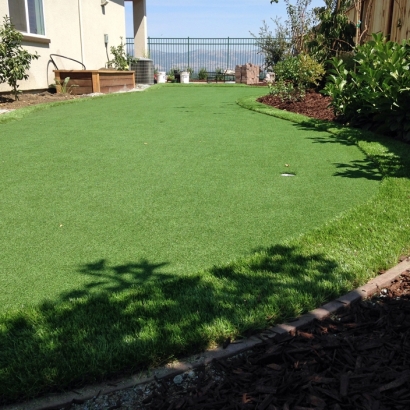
[[54, 70, 135, 95]]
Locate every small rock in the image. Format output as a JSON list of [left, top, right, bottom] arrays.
[[173, 374, 183, 385], [186, 370, 196, 379]]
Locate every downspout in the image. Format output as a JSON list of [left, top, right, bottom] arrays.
[[78, 0, 85, 65]]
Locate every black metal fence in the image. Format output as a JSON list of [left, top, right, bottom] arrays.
[[126, 37, 265, 75]]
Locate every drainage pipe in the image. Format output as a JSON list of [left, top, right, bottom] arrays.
[[77, 0, 85, 65]]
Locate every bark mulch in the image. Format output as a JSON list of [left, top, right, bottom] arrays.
[[257, 90, 336, 123], [144, 267, 410, 410]]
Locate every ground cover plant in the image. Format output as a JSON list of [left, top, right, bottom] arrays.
[[0, 85, 408, 404]]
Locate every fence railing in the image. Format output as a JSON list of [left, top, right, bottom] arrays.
[[126, 37, 265, 75]]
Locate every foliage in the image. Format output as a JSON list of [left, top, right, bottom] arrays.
[[127, 56, 139, 66], [52, 77, 78, 95], [269, 79, 300, 101], [282, 0, 317, 54], [322, 33, 410, 141], [271, 53, 325, 100], [185, 67, 194, 76], [108, 37, 129, 70], [166, 68, 176, 82], [0, 16, 39, 100], [215, 67, 224, 81], [306, 0, 355, 64], [255, 0, 317, 70], [198, 67, 208, 80], [251, 20, 291, 69]]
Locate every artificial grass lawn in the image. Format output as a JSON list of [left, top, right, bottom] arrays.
[[0, 85, 378, 310], [1, 84, 409, 403]]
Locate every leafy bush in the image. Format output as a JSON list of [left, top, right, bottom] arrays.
[[167, 68, 179, 82], [215, 67, 224, 81], [275, 53, 325, 87], [108, 38, 129, 70], [268, 79, 299, 101], [274, 56, 300, 84], [0, 16, 39, 100], [185, 67, 194, 76], [322, 33, 410, 141], [198, 67, 208, 80], [271, 53, 325, 100]]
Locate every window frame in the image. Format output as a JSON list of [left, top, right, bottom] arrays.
[[8, 0, 47, 39]]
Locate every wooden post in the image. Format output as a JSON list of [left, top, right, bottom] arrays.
[[92, 71, 100, 93], [54, 71, 62, 93]]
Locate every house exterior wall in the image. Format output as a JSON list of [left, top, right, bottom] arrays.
[[0, 0, 126, 93]]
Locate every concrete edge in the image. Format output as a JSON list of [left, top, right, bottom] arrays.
[[4, 257, 410, 410]]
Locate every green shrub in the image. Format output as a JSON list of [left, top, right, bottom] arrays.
[[215, 67, 224, 81], [108, 37, 129, 70], [198, 67, 208, 80], [166, 70, 175, 82], [185, 67, 194, 76], [268, 79, 300, 101], [271, 53, 325, 101], [274, 56, 300, 85], [275, 54, 325, 87], [322, 33, 410, 141]]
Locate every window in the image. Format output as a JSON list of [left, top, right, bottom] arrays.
[[8, 0, 45, 36]]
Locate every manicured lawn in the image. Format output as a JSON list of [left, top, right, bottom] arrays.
[[0, 85, 378, 310], [1, 84, 409, 404]]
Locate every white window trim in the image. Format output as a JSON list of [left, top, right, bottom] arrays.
[[9, 0, 47, 38]]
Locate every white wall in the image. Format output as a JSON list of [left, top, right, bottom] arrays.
[[0, 0, 126, 92]]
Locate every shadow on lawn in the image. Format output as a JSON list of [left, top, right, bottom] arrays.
[[295, 119, 410, 180], [0, 244, 350, 405]]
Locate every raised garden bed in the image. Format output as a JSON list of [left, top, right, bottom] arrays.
[[53, 70, 135, 95]]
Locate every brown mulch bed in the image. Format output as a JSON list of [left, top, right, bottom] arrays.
[[257, 89, 336, 122], [142, 267, 410, 410], [0, 91, 80, 110]]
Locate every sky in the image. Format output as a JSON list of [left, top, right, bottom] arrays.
[[125, 0, 325, 39]]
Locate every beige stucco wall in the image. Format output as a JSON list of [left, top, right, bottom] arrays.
[[133, 0, 147, 57], [0, 0, 126, 92]]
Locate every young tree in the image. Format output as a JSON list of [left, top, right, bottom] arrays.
[[0, 16, 39, 100], [306, 0, 355, 63], [262, 0, 317, 56]]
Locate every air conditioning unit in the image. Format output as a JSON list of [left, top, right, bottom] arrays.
[[133, 58, 154, 85]]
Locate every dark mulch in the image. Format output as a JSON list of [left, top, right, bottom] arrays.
[[146, 266, 410, 410], [257, 89, 336, 122], [0, 91, 80, 110]]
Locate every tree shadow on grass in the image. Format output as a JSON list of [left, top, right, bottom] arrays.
[[61, 259, 170, 299], [294, 119, 410, 180], [333, 159, 382, 181], [0, 245, 351, 405]]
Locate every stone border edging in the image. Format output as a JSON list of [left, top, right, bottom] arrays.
[[3, 257, 410, 410]]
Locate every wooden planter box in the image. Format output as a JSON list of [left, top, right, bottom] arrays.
[[53, 70, 135, 95]]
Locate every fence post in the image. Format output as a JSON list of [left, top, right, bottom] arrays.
[[187, 37, 190, 69], [227, 37, 230, 70], [148, 37, 151, 59]]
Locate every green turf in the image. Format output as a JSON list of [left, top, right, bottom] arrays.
[[0, 85, 379, 310], [4, 85, 409, 404]]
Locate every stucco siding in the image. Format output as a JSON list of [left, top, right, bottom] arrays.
[[0, 0, 126, 93]]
